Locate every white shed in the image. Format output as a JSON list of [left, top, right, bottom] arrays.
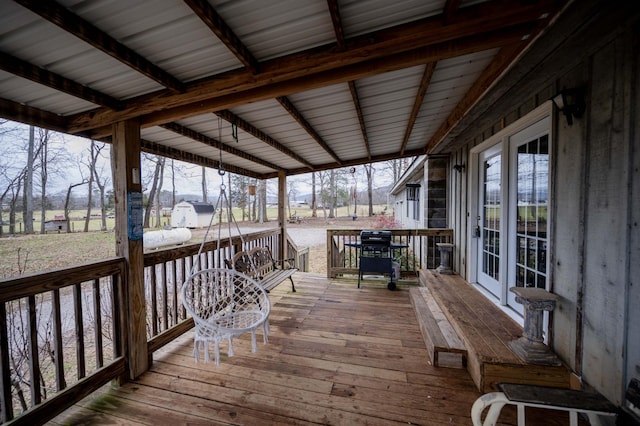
[[170, 201, 215, 228]]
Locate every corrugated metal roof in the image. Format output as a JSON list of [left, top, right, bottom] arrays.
[[0, 0, 563, 178]]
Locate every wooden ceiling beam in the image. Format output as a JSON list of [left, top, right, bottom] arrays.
[[79, 21, 533, 141], [130, 24, 531, 134], [215, 109, 314, 170], [273, 147, 426, 179], [0, 97, 68, 133], [65, 0, 557, 134], [0, 51, 122, 110], [140, 139, 261, 179], [276, 96, 342, 164], [184, 0, 260, 74], [14, 0, 185, 93], [160, 122, 282, 171], [400, 62, 437, 155]]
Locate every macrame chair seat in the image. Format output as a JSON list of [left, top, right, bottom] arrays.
[[181, 268, 270, 365]]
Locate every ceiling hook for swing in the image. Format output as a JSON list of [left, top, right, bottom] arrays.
[[232, 120, 238, 143]]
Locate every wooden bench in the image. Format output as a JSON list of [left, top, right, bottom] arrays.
[[410, 286, 467, 367], [226, 246, 297, 292], [419, 270, 571, 391]]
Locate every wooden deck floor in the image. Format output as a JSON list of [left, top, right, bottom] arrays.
[[48, 273, 577, 425]]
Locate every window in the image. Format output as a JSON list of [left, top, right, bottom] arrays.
[[406, 184, 420, 220]]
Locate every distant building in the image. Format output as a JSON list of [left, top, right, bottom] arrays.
[[170, 201, 215, 228]]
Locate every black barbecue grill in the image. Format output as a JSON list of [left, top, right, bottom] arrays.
[[358, 230, 394, 289]]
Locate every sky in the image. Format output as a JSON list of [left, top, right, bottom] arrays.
[[1, 120, 398, 201]]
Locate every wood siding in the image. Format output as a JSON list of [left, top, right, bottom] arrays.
[[446, 8, 640, 404]]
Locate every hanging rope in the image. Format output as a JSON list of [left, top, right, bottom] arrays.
[[188, 117, 253, 276]]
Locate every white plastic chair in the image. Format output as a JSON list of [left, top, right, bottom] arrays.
[[181, 268, 270, 365]]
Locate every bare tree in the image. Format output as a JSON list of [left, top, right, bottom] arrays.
[[311, 172, 317, 218], [201, 166, 208, 203], [328, 170, 336, 218], [364, 163, 374, 216], [38, 129, 50, 234], [155, 158, 166, 228], [257, 179, 268, 223], [64, 181, 87, 233], [230, 174, 250, 220], [144, 155, 165, 229], [83, 141, 102, 232], [89, 142, 110, 231], [22, 126, 36, 234], [287, 180, 298, 219]]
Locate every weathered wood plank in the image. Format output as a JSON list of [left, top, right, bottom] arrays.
[[410, 286, 467, 367], [50, 272, 576, 425]]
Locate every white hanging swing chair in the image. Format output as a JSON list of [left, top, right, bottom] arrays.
[[181, 122, 270, 365]]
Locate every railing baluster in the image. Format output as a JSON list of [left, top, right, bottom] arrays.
[[93, 278, 103, 368], [73, 284, 86, 380], [111, 273, 122, 359], [28, 295, 41, 406], [150, 266, 158, 336], [171, 260, 178, 327], [0, 303, 13, 422], [52, 289, 66, 391], [162, 262, 169, 332]]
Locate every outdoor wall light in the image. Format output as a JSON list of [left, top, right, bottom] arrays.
[[552, 88, 585, 126], [453, 164, 466, 173]]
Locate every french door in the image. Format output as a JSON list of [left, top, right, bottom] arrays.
[[475, 116, 550, 311], [476, 145, 503, 298]]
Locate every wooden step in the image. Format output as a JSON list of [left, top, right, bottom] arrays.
[[410, 286, 467, 368]]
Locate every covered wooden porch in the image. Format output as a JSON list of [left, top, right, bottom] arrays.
[[49, 273, 574, 426]]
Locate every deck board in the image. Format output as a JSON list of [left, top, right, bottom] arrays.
[[48, 273, 577, 426]]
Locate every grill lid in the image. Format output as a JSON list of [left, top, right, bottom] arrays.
[[360, 230, 392, 244]]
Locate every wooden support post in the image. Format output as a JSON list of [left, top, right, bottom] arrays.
[[278, 171, 287, 263], [112, 119, 148, 379]]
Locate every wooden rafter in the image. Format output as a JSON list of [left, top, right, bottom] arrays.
[[160, 122, 282, 172], [424, 41, 529, 154], [399, 62, 437, 155], [0, 52, 122, 110], [14, 0, 185, 93], [64, 0, 557, 135], [276, 96, 342, 164], [184, 0, 260, 74], [443, 0, 462, 25], [327, 0, 371, 159], [215, 110, 314, 170], [326, 0, 346, 51], [348, 81, 371, 159]]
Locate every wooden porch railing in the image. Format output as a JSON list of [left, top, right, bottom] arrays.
[[0, 258, 126, 425], [327, 228, 454, 279], [0, 228, 307, 425]]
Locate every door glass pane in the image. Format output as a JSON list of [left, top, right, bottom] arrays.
[[483, 155, 501, 280], [515, 135, 548, 289]]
